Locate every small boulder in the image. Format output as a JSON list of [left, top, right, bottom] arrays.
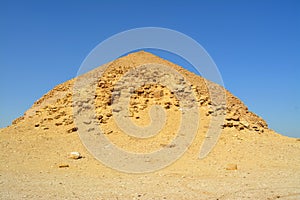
[[68, 152, 82, 160], [55, 122, 63, 126], [226, 163, 238, 170], [83, 120, 92, 125], [67, 127, 78, 133], [207, 108, 214, 114]]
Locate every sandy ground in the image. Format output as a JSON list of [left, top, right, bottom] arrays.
[[1, 117, 299, 199]]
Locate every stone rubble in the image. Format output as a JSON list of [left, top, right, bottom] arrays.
[[11, 51, 268, 135]]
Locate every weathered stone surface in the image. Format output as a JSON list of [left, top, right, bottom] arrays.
[[240, 121, 250, 128], [153, 90, 164, 98]]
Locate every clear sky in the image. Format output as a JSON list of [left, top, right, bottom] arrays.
[[1, 0, 299, 138]]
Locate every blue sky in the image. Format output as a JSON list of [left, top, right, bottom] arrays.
[[1, 0, 299, 138]]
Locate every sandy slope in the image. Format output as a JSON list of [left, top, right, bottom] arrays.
[[1, 51, 300, 199]]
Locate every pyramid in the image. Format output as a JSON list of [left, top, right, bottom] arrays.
[[1, 51, 299, 199], [11, 51, 268, 134]]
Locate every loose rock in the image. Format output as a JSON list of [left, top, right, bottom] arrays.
[[68, 152, 82, 160], [67, 127, 78, 133], [226, 164, 238, 170]]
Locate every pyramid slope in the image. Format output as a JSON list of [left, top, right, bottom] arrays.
[[12, 51, 268, 133]]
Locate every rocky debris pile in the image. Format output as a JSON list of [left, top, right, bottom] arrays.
[[32, 95, 77, 132], [221, 94, 267, 133], [11, 80, 79, 133], [10, 51, 268, 135], [92, 56, 267, 133], [94, 64, 199, 121], [115, 84, 180, 118]]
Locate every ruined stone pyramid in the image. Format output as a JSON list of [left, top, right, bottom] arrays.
[[12, 51, 267, 134], [1, 51, 299, 199]]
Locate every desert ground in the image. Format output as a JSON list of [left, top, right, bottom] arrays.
[[1, 52, 299, 199]]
